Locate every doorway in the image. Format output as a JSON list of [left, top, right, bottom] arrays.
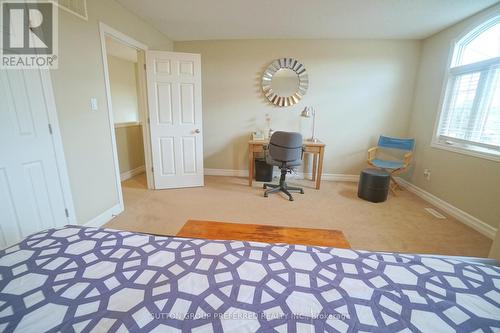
[[105, 37, 147, 192], [100, 23, 205, 212], [99, 23, 154, 212]]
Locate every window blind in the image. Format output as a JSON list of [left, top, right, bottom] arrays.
[[436, 17, 500, 158], [438, 66, 500, 151]]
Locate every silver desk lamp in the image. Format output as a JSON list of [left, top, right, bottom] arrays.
[[300, 106, 317, 142]]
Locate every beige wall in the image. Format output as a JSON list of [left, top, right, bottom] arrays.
[[406, 4, 500, 229], [175, 40, 421, 174], [51, 0, 172, 223], [50, 0, 499, 234], [115, 125, 145, 175], [107, 55, 139, 123]]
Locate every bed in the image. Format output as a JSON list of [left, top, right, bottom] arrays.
[[0, 226, 498, 332]]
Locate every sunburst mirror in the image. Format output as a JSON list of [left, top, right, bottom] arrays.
[[262, 58, 309, 107]]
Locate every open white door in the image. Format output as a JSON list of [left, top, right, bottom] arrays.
[[146, 51, 204, 189], [0, 70, 74, 248]]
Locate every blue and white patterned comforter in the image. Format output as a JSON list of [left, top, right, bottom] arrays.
[[0, 226, 499, 332]]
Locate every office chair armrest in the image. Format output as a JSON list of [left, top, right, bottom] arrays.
[[263, 144, 269, 151], [403, 151, 413, 167], [367, 147, 378, 161]]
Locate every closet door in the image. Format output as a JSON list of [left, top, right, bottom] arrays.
[[0, 70, 72, 248]]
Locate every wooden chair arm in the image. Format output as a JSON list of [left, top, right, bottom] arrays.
[[403, 151, 413, 167], [367, 147, 378, 161]]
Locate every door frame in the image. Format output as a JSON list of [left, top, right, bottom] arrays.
[[98, 22, 154, 214]]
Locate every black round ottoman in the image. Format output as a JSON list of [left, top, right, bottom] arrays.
[[358, 168, 390, 203]]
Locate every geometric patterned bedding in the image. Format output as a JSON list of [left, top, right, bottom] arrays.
[[0, 226, 498, 332]]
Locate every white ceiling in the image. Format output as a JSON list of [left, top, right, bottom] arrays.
[[117, 0, 499, 41]]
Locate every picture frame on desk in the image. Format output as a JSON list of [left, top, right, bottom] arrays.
[[252, 131, 265, 141]]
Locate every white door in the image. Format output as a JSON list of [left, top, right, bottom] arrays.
[[0, 70, 71, 248], [146, 51, 204, 189]]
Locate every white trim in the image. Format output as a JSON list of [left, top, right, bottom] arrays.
[[99, 23, 125, 214], [450, 56, 500, 75], [204, 168, 359, 182], [439, 134, 500, 152], [120, 165, 145, 181], [100, 23, 148, 51], [114, 121, 141, 129], [204, 169, 247, 177], [321, 174, 359, 182], [431, 141, 500, 162], [84, 204, 122, 228], [99, 22, 152, 216], [451, 15, 500, 68], [396, 177, 497, 239], [40, 70, 77, 224], [136, 51, 154, 190]]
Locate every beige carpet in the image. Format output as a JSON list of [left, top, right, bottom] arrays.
[[105, 173, 492, 257]]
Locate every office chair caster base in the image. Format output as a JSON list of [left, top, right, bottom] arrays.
[[264, 186, 281, 198], [263, 182, 303, 201], [287, 186, 304, 195], [281, 188, 294, 201]]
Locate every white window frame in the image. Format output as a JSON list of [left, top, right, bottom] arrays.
[[432, 14, 500, 162]]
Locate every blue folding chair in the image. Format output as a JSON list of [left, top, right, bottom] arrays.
[[367, 136, 415, 194]]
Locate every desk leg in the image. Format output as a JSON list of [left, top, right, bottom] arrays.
[[248, 145, 253, 187], [312, 153, 318, 181], [316, 147, 324, 190]]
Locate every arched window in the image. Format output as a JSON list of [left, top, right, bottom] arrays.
[[435, 16, 500, 159]]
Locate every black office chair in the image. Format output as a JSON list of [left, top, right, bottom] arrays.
[[263, 131, 304, 201]]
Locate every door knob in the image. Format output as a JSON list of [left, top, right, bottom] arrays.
[[194, 129, 201, 133]]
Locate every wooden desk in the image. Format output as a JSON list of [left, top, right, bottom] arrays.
[[248, 139, 326, 189], [178, 220, 351, 248]]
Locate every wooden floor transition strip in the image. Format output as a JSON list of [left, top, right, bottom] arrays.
[[177, 220, 351, 248]]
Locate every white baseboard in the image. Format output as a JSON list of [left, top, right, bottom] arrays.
[[321, 174, 359, 182], [203, 168, 495, 239], [204, 168, 247, 177], [84, 204, 123, 228], [204, 168, 359, 182], [120, 165, 145, 181], [396, 177, 497, 239]]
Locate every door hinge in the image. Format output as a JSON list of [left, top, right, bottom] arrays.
[[64, 208, 69, 218], [48, 123, 53, 135], [144, 64, 146, 70], [151, 166, 154, 173], [147, 117, 150, 124]]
